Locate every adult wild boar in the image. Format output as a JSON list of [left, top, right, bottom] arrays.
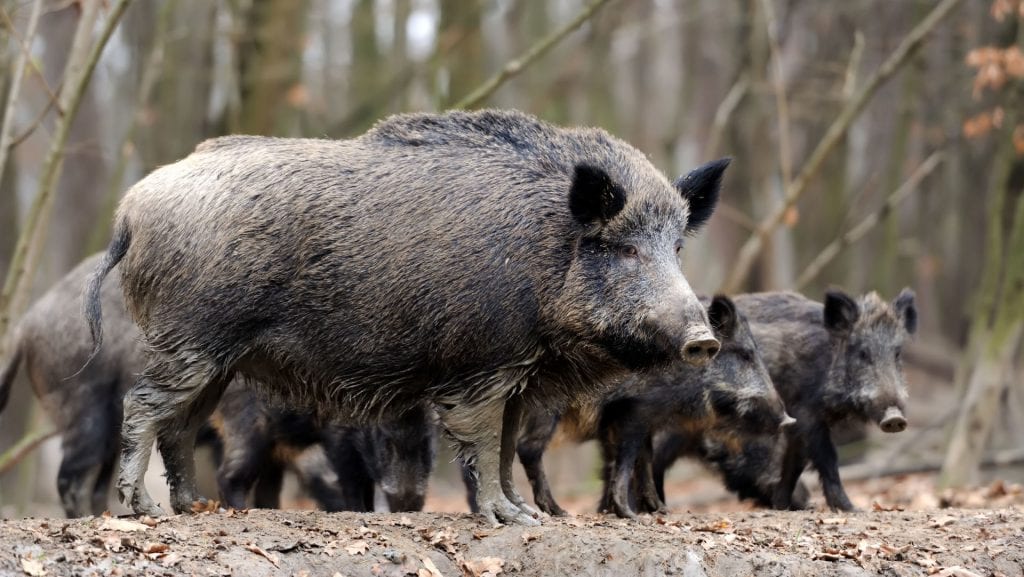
[[86, 109, 727, 525]]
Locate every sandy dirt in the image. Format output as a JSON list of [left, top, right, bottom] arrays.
[[2, 486, 1022, 577]]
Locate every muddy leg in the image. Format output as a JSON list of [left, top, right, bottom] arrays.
[[439, 397, 539, 526], [159, 374, 230, 514], [252, 461, 285, 509], [517, 409, 565, 516], [500, 395, 539, 517], [459, 457, 480, 513], [609, 430, 645, 519], [636, 437, 666, 513], [808, 424, 857, 512], [771, 429, 807, 511], [118, 378, 166, 517]]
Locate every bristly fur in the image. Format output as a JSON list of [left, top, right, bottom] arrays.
[[92, 108, 727, 519]]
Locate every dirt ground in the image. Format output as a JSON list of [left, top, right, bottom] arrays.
[[2, 476, 1022, 577]]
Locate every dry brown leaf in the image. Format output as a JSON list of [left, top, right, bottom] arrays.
[[20, 557, 46, 576], [99, 517, 150, 532], [245, 543, 280, 567], [332, 573, 349, 577], [936, 567, 984, 577], [462, 557, 504, 577], [420, 557, 444, 577], [142, 542, 168, 554], [345, 540, 369, 555], [817, 517, 847, 525], [191, 500, 220, 513], [397, 516, 414, 527], [138, 515, 159, 528], [929, 515, 957, 528], [521, 532, 538, 544], [160, 552, 182, 567], [694, 519, 733, 534], [871, 501, 903, 512]]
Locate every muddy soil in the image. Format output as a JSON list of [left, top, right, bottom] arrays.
[[2, 505, 1022, 577]]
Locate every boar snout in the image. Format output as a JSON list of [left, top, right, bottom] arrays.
[[878, 406, 907, 433], [682, 328, 719, 367]]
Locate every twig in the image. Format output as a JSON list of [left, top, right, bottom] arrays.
[[704, 74, 749, 159], [8, 82, 63, 149], [760, 0, 793, 188], [794, 151, 944, 289], [0, 4, 63, 112], [0, 0, 133, 356], [0, 0, 44, 193], [452, 0, 615, 110], [719, 0, 962, 293], [0, 427, 57, 477]]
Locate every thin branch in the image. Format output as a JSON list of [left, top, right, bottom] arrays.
[[794, 151, 944, 290], [719, 0, 962, 293], [452, 0, 615, 110], [760, 0, 793, 188], [0, 0, 44, 192], [714, 201, 758, 232], [0, 0, 133, 355], [704, 74, 749, 159], [0, 4, 63, 113], [8, 81, 63, 148], [0, 427, 57, 477]]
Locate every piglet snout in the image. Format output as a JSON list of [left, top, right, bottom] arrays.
[[879, 406, 907, 433]]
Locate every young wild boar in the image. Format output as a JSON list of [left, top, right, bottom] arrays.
[[461, 295, 792, 518], [596, 295, 793, 518], [321, 404, 437, 513], [0, 254, 142, 517], [733, 289, 917, 511], [648, 430, 810, 510], [85, 109, 727, 525]]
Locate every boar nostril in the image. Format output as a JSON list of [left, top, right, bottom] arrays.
[[880, 416, 907, 433], [683, 338, 720, 366]]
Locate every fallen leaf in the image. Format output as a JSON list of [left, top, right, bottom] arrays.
[[332, 573, 349, 577], [420, 557, 444, 577], [20, 557, 46, 576], [521, 532, 538, 545], [100, 518, 150, 532], [345, 540, 369, 555], [871, 502, 904, 512], [142, 542, 169, 554], [462, 557, 504, 577], [160, 552, 182, 567], [929, 516, 957, 528], [694, 519, 733, 534], [817, 517, 848, 525], [936, 567, 984, 577], [138, 516, 159, 528], [191, 500, 220, 513], [245, 544, 280, 567], [397, 516, 414, 527]]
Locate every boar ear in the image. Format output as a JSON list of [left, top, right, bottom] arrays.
[[707, 295, 738, 341], [893, 288, 917, 335], [674, 157, 730, 235], [823, 289, 859, 335], [568, 164, 626, 225]]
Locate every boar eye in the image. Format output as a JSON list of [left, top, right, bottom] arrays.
[[675, 239, 684, 254], [619, 245, 639, 258], [858, 348, 871, 363], [894, 349, 902, 362]]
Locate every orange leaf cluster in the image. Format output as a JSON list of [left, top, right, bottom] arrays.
[[966, 46, 1024, 98], [962, 107, 1004, 139], [990, 0, 1024, 22]]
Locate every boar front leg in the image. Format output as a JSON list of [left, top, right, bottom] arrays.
[[500, 394, 541, 517], [440, 393, 540, 526], [772, 428, 807, 511], [807, 423, 857, 511]]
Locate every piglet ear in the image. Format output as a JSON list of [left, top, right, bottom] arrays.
[[674, 157, 730, 235], [707, 295, 739, 341], [893, 288, 917, 335], [568, 164, 626, 225], [823, 288, 859, 335]]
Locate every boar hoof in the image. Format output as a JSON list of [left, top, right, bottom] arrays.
[[121, 486, 165, 518], [479, 495, 541, 527]]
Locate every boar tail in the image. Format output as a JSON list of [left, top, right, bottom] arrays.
[[0, 338, 22, 414], [82, 219, 131, 371]]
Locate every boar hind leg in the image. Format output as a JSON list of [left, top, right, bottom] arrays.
[[608, 430, 645, 519], [440, 396, 539, 527], [58, 399, 119, 517], [516, 409, 565, 516], [771, 431, 807, 511], [90, 452, 118, 516], [500, 395, 540, 517], [636, 438, 666, 514], [118, 377, 167, 517]]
